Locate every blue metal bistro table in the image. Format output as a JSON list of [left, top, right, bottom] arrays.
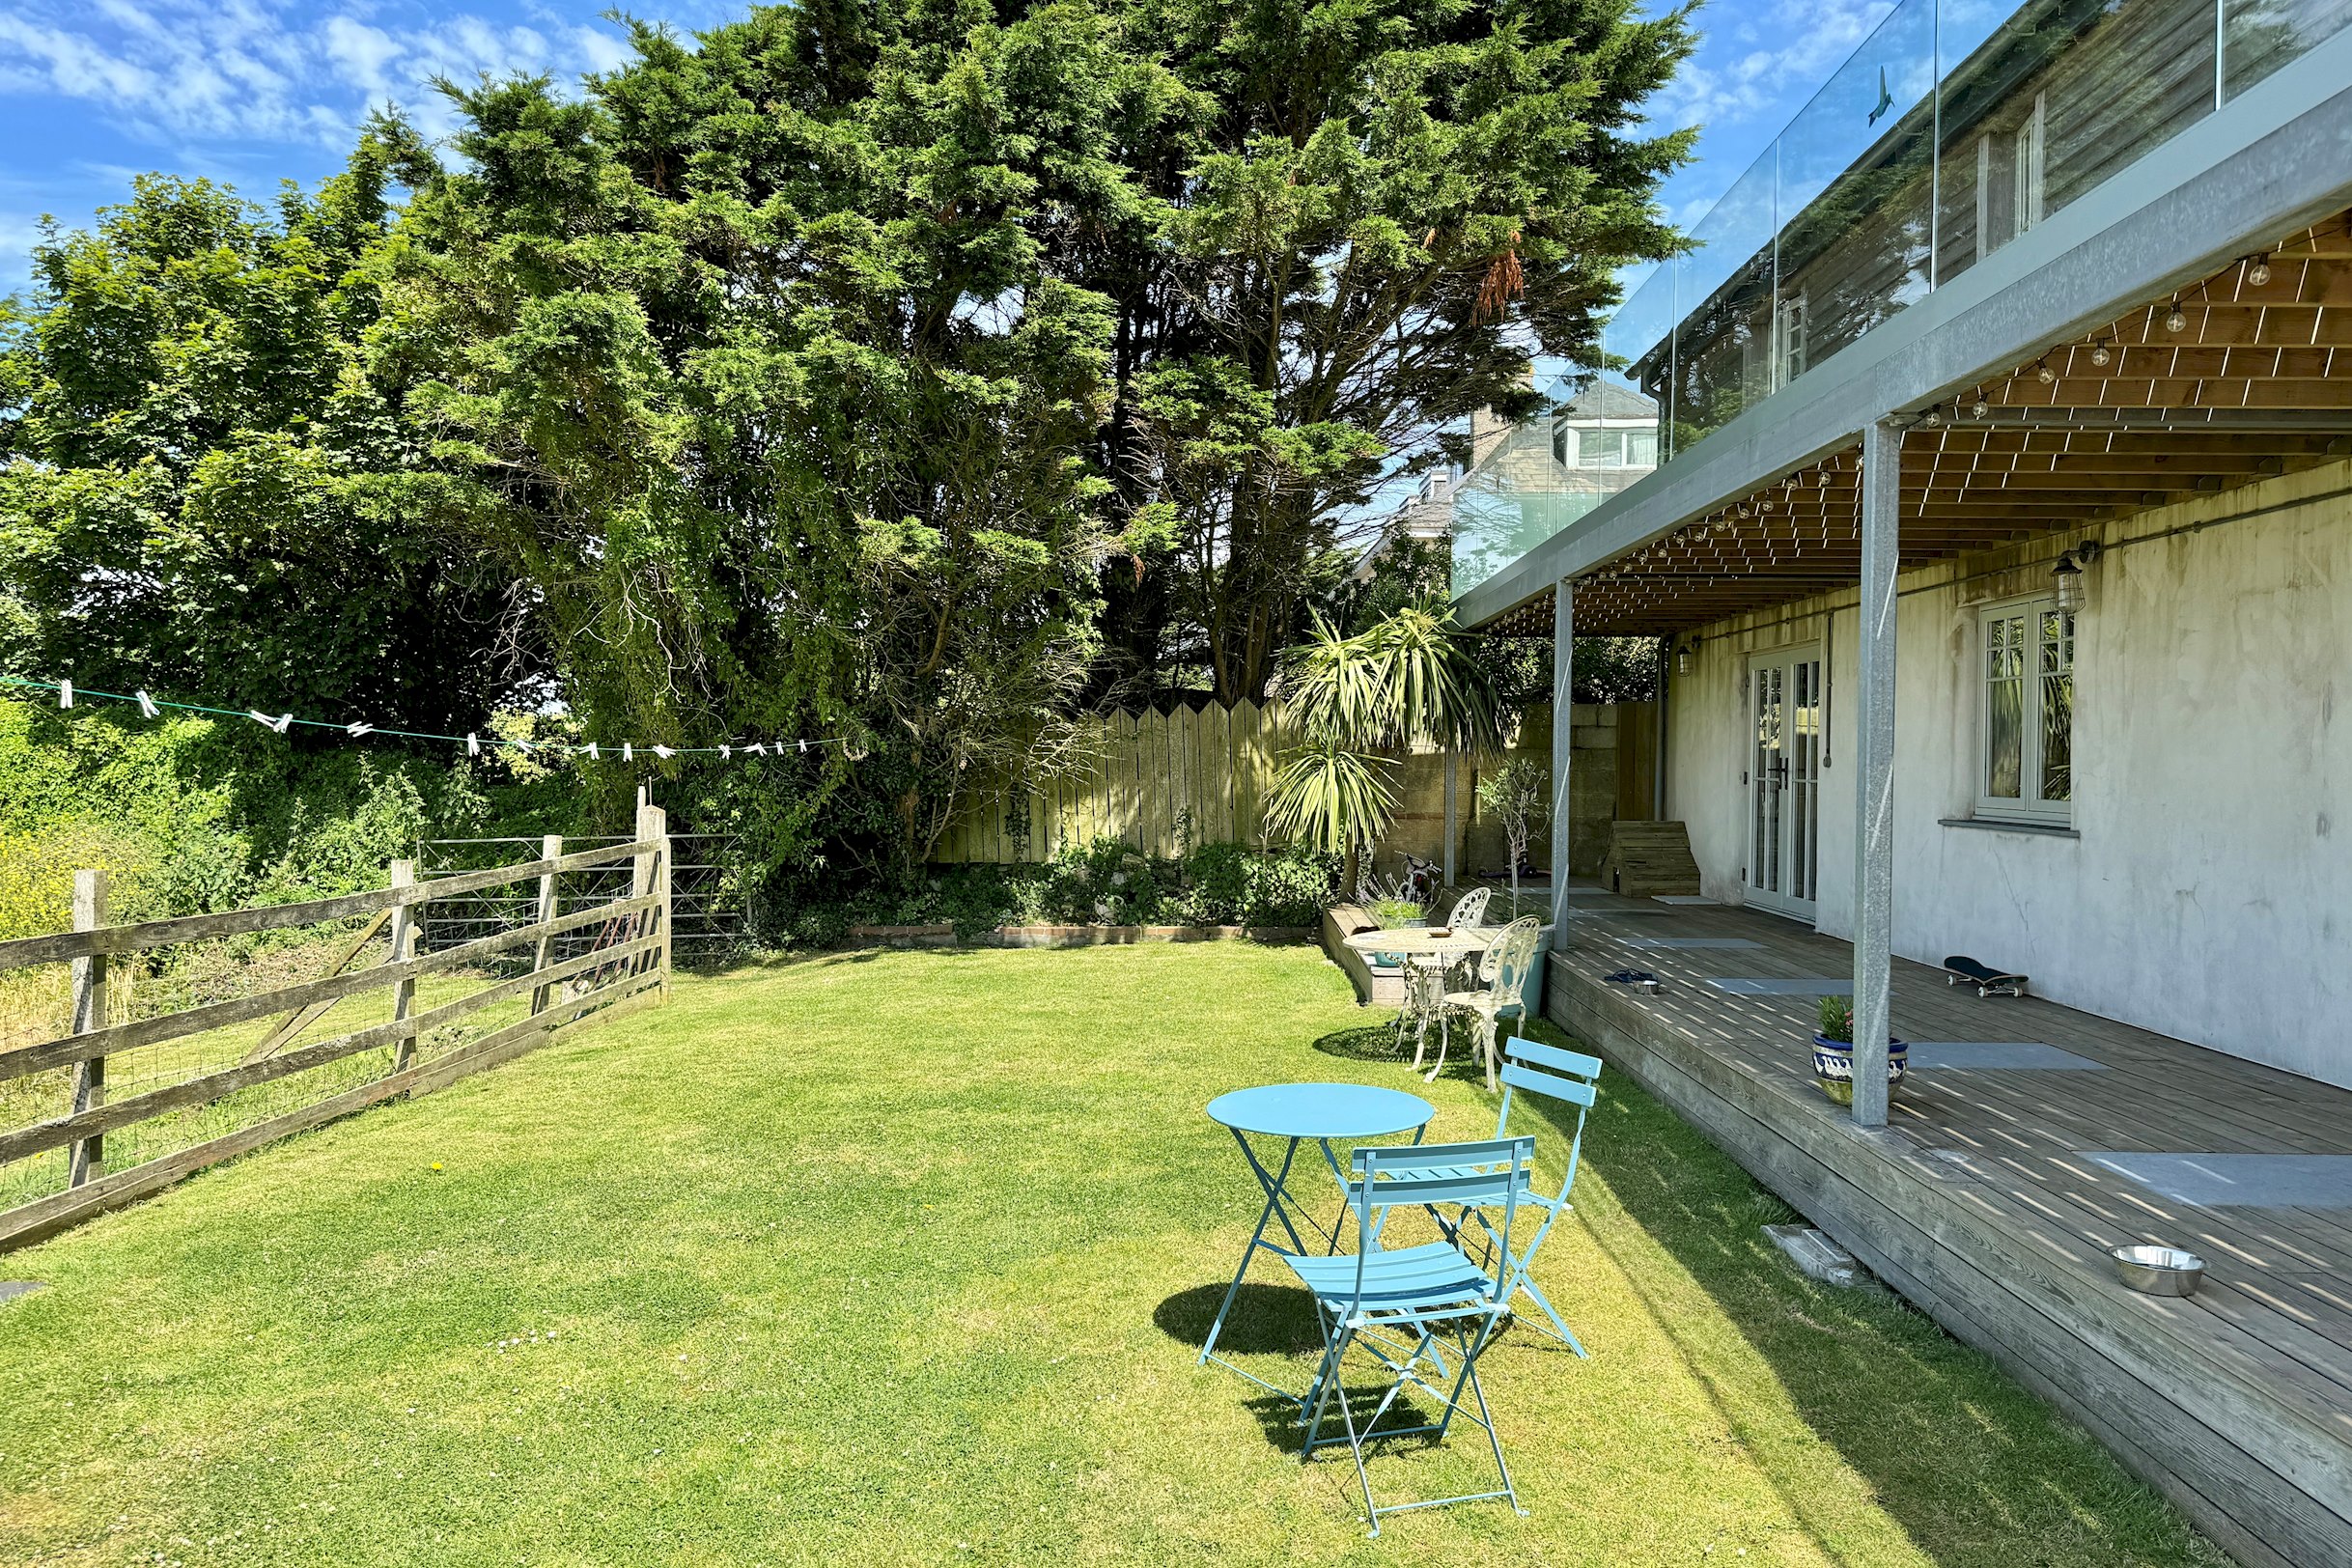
[[1197, 1081, 1435, 1396]]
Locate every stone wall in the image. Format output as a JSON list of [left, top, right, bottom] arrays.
[[1372, 701, 1651, 883]]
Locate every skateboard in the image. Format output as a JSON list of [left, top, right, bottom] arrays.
[[1943, 954, 2028, 997]]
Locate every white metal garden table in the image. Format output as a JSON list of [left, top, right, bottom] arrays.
[[1342, 926, 1494, 1065]]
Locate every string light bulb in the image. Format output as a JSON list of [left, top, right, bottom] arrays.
[[2034, 359, 2058, 385], [1970, 398, 1989, 419], [2164, 300, 2188, 333], [2088, 341, 2111, 368], [2248, 256, 2272, 287]]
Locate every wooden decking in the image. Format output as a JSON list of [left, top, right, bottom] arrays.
[[1542, 889, 2352, 1568]]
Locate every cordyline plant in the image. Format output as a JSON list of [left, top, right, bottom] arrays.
[[1263, 601, 1502, 892]]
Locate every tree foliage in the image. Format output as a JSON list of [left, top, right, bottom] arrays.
[[0, 134, 529, 734], [1090, 0, 1696, 703], [1, 0, 1694, 898], [1263, 600, 1499, 884], [390, 8, 1142, 873]]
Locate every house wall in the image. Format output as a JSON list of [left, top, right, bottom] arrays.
[[1663, 460, 2352, 1086]]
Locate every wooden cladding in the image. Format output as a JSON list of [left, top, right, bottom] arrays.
[[1486, 217, 2352, 638], [934, 701, 1298, 863]]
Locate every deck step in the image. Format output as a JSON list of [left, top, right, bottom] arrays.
[[1598, 820, 1702, 896]]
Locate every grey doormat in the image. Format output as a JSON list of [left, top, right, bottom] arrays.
[[1704, 976, 1853, 995], [1613, 937, 1765, 950], [1653, 896, 1716, 905], [1907, 1041, 2105, 1070], [1559, 907, 1677, 920], [2085, 1152, 2352, 1208], [0, 1281, 43, 1306]]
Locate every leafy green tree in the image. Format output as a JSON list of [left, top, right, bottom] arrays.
[[1088, 0, 1696, 703], [1475, 752, 1549, 917], [0, 134, 529, 734], [392, 6, 1139, 874]]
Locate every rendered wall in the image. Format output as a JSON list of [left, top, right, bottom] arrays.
[[1378, 703, 1639, 882], [1663, 461, 2352, 1087]]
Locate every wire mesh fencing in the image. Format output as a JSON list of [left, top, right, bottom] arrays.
[[414, 835, 750, 966]]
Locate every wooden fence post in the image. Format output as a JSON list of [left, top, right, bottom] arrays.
[[67, 869, 108, 1187], [387, 860, 418, 1073], [530, 834, 563, 1016], [657, 815, 673, 995], [632, 803, 670, 996]]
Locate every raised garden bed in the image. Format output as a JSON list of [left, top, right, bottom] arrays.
[[848, 923, 1312, 949]]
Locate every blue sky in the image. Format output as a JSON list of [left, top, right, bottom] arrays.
[[0, 0, 1895, 296]]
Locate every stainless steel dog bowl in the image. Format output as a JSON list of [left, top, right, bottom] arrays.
[[2112, 1245, 2205, 1297]]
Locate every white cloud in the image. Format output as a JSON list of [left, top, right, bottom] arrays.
[[0, 1, 633, 150], [1649, 0, 1898, 133]]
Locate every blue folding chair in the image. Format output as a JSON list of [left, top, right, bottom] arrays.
[[1278, 1136, 1536, 1536], [1373, 1036, 1601, 1355]]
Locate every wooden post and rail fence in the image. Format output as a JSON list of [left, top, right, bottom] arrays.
[[0, 805, 672, 1251]]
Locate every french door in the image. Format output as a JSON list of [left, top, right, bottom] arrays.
[[1746, 647, 1823, 918]]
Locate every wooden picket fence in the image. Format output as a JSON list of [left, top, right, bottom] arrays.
[[0, 805, 673, 1250], [935, 700, 1298, 863]]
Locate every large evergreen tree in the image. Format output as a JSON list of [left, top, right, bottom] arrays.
[[390, 5, 1143, 874], [1090, 0, 1695, 702]]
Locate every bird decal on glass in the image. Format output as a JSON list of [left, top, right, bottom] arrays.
[[1868, 65, 1894, 126]]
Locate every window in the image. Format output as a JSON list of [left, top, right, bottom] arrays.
[[1777, 293, 1807, 387], [1568, 428, 1660, 468], [1978, 598, 2074, 822]]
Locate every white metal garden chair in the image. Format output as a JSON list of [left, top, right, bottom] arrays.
[[1446, 885, 1494, 931], [1440, 917, 1544, 1091]]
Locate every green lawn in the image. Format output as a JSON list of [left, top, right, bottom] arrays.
[[0, 944, 2221, 1566]]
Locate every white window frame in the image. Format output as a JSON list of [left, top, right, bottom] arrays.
[[1974, 594, 2074, 825]]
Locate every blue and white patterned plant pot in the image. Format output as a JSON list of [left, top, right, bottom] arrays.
[[1811, 1033, 1908, 1106]]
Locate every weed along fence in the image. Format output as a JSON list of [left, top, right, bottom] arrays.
[[0, 806, 675, 1250]]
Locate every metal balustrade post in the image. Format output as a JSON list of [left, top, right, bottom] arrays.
[[1549, 578, 1576, 951]]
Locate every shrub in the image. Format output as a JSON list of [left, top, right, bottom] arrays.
[[0, 820, 163, 940]]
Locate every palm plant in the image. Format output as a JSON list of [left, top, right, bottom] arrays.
[[1263, 602, 1503, 893]]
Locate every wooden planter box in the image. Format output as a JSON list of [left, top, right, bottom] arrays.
[[847, 923, 1312, 949], [989, 924, 1311, 948]]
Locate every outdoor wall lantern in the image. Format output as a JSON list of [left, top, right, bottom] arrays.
[[2051, 540, 2103, 613]]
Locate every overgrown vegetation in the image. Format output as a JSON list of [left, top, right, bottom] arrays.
[[794, 836, 1337, 942], [0, 701, 580, 939], [1, 0, 1697, 912]]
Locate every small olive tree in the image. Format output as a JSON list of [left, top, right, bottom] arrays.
[[1477, 756, 1552, 920]]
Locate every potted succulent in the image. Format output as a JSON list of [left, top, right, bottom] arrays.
[[1810, 995, 1907, 1106]]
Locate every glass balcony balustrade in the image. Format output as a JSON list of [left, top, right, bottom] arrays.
[[1449, 0, 2350, 596]]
